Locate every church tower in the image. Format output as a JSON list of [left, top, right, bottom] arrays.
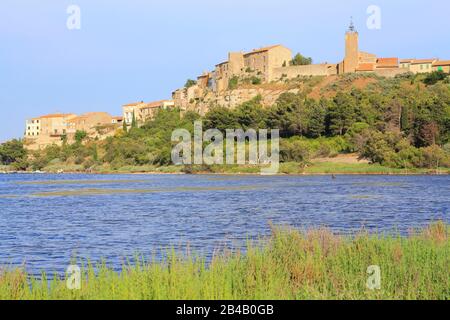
[[344, 19, 359, 73]]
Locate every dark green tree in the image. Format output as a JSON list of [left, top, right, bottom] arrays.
[[74, 130, 87, 144], [327, 92, 358, 136], [184, 79, 197, 88], [0, 139, 27, 165], [291, 53, 313, 66], [131, 111, 137, 128]]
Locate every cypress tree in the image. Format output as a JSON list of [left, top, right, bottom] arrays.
[[131, 111, 137, 128]]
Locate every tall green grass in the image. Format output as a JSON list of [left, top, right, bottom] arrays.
[[0, 223, 448, 300]]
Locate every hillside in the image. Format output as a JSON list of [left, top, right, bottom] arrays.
[[1, 72, 450, 174]]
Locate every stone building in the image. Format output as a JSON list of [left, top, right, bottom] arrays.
[[214, 45, 292, 92], [337, 21, 406, 77], [171, 21, 446, 114], [66, 112, 114, 137], [25, 117, 42, 138], [122, 100, 175, 126], [409, 59, 438, 74], [432, 60, 450, 73], [24, 112, 121, 150], [24, 113, 76, 150]]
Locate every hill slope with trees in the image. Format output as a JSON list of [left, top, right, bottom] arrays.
[[1, 72, 450, 174]]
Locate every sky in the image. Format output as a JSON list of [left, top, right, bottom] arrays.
[[0, 0, 449, 141]]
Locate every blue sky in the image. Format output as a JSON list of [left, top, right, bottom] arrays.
[[0, 0, 449, 141]]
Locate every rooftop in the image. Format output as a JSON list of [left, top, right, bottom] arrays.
[[123, 102, 144, 107], [355, 63, 375, 72], [376, 58, 399, 68], [411, 59, 437, 65], [432, 60, 450, 67], [39, 113, 76, 119], [244, 45, 283, 56]]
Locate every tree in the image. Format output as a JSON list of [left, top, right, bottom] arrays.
[[400, 105, 409, 132], [205, 107, 238, 132], [234, 96, 267, 130], [291, 53, 313, 66], [327, 92, 358, 136], [307, 99, 327, 138], [122, 120, 128, 133], [184, 79, 197, 88], [131, 111, 137, 128], [74, 130, 87, 144], [0, 139, 27, 165], [228, 76, 239, 90], [267, 92, 309, 137], [423, 71, 448, 86]]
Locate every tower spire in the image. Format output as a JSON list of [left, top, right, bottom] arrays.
[[348, 16, 356, 32]]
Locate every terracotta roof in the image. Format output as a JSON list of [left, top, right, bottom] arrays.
[[355, 63, 375, 72], [400, 59, 415, 63], [123, 102, 144, 107], [112, 116, 123, 120], [66, 117, 84, 123], [411, 59, 437, 65], [432, 60, 450, 67], [215, 61, 229, 67], [139, 100, 174, 109], [244, 45, 283, 56], [67, 112, 111, 122], [376, 57, 399, 68], [39, 113, 75, 119], [83, 112, 110, 116]]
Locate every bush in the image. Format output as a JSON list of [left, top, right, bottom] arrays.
[[228, 76, 239, 90], [423, 71, 448, 86], [184, 79, 197, 88], [0, 139, 27, 165]]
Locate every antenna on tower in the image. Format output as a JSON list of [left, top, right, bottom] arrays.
[[348, 16, 356, 32]]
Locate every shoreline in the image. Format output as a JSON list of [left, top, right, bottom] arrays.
[[2, 160, 449, 176], [1, 170, 449, 176]]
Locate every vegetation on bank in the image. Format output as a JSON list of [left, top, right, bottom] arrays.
[[0, 223, 448, 300], [1, 73, 449, 174]]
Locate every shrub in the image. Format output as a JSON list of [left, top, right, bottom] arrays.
[[184, 79, 197, 88], [228, 76, 239, 90], [423, 71, 448, 86]]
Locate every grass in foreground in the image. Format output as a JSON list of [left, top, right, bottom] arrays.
[[0, 223, 448, 300]]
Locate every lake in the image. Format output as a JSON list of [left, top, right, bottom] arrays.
[[0, 173, 448, 275]]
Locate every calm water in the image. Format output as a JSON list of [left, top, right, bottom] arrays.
[[0, 173, 448, 274]]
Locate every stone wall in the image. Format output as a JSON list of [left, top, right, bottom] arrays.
[[272, 64, 337, 81], [177, 87, 299, 116], [373, 68, 409, 78]]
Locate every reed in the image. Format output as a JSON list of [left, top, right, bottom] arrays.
[[0, 222, 448, 300]]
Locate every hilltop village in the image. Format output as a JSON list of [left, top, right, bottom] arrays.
[[24, 23, 450, 150]]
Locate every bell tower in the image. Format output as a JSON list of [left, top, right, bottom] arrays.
[[344, 18, 359, 73]]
